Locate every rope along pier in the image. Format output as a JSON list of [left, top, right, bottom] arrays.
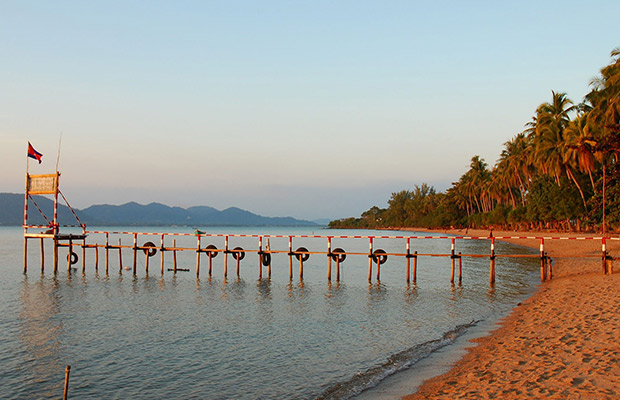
[[26, 231, 618, 285]]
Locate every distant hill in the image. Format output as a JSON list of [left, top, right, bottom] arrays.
[[0, 193, 318, 227], [0, 193, 90, 226]]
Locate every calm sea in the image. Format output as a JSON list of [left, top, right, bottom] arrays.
[[0, 226, 538, 399]]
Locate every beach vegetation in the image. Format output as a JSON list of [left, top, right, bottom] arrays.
[[330, 47, 620, 232]]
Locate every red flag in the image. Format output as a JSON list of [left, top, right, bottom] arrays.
[[27, 142, 43, 164]]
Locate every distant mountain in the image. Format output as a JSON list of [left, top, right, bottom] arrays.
[[0, 192, 90, 226], [312, 218, 331, 226], [0, 193, 317, 227]]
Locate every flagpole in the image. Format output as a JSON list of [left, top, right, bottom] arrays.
[[24, 142, 30, 271], [56, 133, 62, 173], [26, 142, 30, 175]]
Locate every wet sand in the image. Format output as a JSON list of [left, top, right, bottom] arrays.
[[401, 229, 620, 399]]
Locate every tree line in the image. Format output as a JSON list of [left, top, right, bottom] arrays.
[[330, 48, 620, 232]]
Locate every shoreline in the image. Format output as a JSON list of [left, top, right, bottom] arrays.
[[386, 228, 620, 399]]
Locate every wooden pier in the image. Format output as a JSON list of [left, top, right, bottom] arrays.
[[23, 229, 618, 285], [21, 163, 615, 286]]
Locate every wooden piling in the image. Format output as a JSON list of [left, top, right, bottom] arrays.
[[40, 238, 45, 272], [413, 251, 418, 284], [24, 237, 28, 273], [172, 239, 177, 272], [160, 234, 165, 275], [367, 237, 373, 282], [540, 239, 546, 282], [327, 237, 332, 281], [376, 257, 380, 281], [95, 246, 99, 272], [145, 246, 150, 273], [105, 233, 109, 274], [67, 240, 73, 272], [118, 239, 123, 272], [63, 365, 71, 400], [132, 233, 137, 275], [266, 239, 271, 278], [490, 237, 496, 285], [336, 258, 341, 281], [258, 236, 262, 279], [450, 238, 455, 284], [196, 235, 201, 278], [81, 239, 86, 274], [288, 236, 293, 280], [53, 238, 58, 273], [224, 236, 229, 278], [602, 238, 607, 274], [406, 238, 410, 284], [458, 252, 462, 285]]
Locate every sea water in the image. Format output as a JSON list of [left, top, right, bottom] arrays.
[[0, 226, 539, 399]]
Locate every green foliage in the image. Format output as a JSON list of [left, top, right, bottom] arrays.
[[329, 48, 620, 232], [526, 176, 584, 222]]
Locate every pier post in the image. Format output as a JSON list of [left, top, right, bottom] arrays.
[[490, 237, 496, 285], [288, 236, 293, 280], [95, 246, 99, 272], [327, 237, 332, 281], [540, 239, 546, 282], [67, 239, 73, 272], [336, 257, 341, 281], [172, 239, 177, 272], [196, 235, 201, 278], [40, 238, 45, 273], [258, 236, 262, 279], [24, 237, 28, 273], [450, 238, 455, 284], [160, 234, 165, 275], [132, 233, 137, 275], [118, 239, 123, 272], [81, 240, 86, 273], [406, 238, 410, 284], [458, 252, 462, 285], [105, 233, 109, 274], [413, 251, 418, 284], [368, 237, 373, 282], [53, 238, 58, 273], [602, 238, 607, 274], [63, 365, 71, 400], [145, 244, 150, 273], [224, 236, 229, 278]]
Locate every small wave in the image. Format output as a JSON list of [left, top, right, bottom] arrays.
[[315, 320, 479, 400]]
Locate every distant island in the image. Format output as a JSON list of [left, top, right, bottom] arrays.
[[1, 193, 320, 227]]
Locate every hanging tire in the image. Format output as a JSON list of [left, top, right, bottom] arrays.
[[261, 252, 271, 266], [67, 251, 78, 265], [232, 247, 245, 261], [143, 242, 157, 257], [294, 247, 310, 262], [372, 249, 388, 265], [330, 248, 346, 263], [206, 244, 218, 258]]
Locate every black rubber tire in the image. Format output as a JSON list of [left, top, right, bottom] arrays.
[[330, 248, 346, 263], [294, 247, 310, 262]]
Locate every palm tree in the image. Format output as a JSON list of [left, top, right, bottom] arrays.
[[584, 47, 620, 233], [529, 91, 588, 210]]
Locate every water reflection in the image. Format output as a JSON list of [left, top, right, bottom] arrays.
[[18, 275, 64, 398]]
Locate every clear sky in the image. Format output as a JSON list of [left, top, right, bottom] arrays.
[[1, 1, 619, 220]]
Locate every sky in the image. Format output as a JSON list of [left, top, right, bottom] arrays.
[[1, 1, 619, 221]]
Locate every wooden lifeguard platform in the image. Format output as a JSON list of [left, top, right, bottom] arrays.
[[23, 170, 86, 272]]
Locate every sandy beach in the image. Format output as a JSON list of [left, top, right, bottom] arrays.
[[400, 229, 620, 399]]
